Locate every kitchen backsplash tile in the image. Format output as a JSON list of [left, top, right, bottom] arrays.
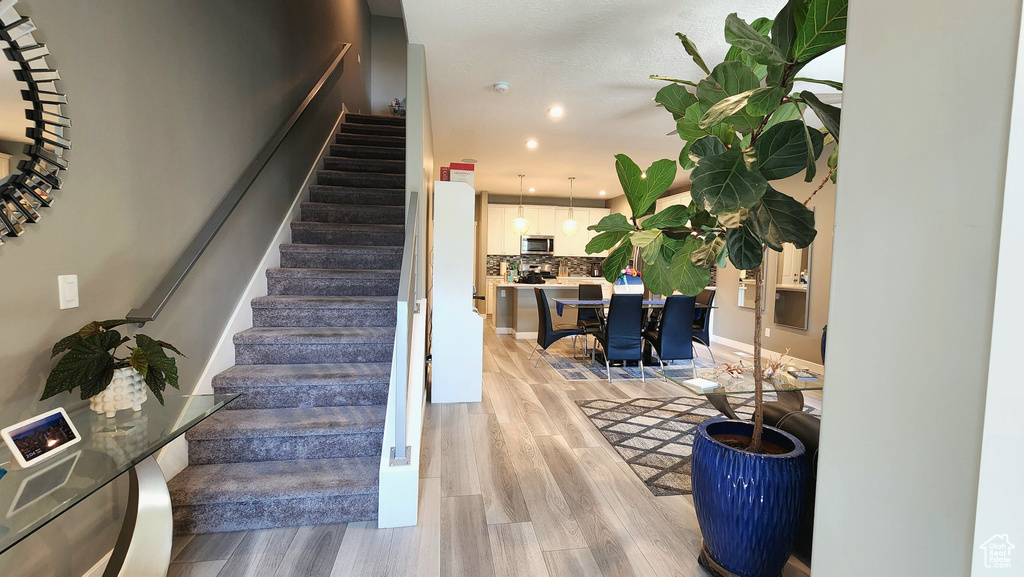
[[487, 254, 717, 285]]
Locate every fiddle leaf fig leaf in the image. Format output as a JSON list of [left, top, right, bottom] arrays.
[[629, 229, 662, 248], [679, 141, 696, 170], [754, 120, 824, 180], [586, 230, 629, 254], [676, 33, 711, 75], [690, 235, 726, 268], [724, 13, 789, 65], [748, 186, 817, 250], [727, 225, 764, 270], [718, 209, 749, 229], [602, 239, 633, 283], [799, 91, 841, 140], [725, 17, 773, 81], [699, 89, 758, 129], [794, 77, 843, 90], [792, 0, 848, 63], [642, 251, 676, 297], [641, 233, 665, 265], [802, 121, 819, 182], [615, 154, 677, 219], [763, 100, 806, 132], [690, 147, 768, 214], [589, 212, 635, 232], [689, 203, 719, 230], [746, 85, 788, 116], [642, 205, 693, 230], [688, 135, 727, 165], [696, 62, 762, 132], [670, 238, 712, 296], [771, 0, 801, 57], [655, 83, 698, 119], [42, 330, 121, 401]]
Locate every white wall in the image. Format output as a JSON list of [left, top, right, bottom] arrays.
[[370, 16, 407, 116], [812, 1, 1021, 575]]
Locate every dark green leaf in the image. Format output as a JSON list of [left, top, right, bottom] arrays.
[[688, 135, 726, 165], [799, 91, 841, 140], [655, 83, 698, 119], [586, 231, 629, 254], [146, 368, 166, 405], [589, 212, 635, 232], [727, 225, 764, 270], [689, 203, 718, 230], [794, 77, 843, 90], [42, 331, 121, 401], [136, 334, 179, 391], [748, 186, 817, 251], [158, 340, 186, 357], [676, 33, 711, 75], [642, 250, 676, 297], [801, 122, 818, 182], [602, 239, 633, 283], [792, 0, 848, 63], [696, 62, 762, 132], [630, 230, 661, 248], [641, 205, 693, 230], [763, 100, 806, 132], [690, 147, 768, 214], [754, 120, 824, 180], [725, 17, 773, 81], [669, 239, 712, 296], [746, 86, 787, 116], [690, 235, 726, 268], [641, 234, 664, 266], [716, 242, 730, 268], [615, 155, 677, 219], [725, 13, 789, 65], [679, 141, 696, 170], [771, 0, 802, 57], [99, 319, 132, 330], [51, 332, 82, 358]]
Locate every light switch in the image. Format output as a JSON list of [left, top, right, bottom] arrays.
[[500, 290, 506, 297], [58, 275, 79, 309]]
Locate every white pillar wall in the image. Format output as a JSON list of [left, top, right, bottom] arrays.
[[813, 0, 1022, 575]]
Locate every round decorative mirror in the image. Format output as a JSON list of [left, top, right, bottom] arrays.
[[0, 0, 70, 247]]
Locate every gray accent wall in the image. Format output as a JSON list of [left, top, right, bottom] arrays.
[[0, 1, 373, 575], [370, 15, 408, 116], [812, 0, 1019, 574]]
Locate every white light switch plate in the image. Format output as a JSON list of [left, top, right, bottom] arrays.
[[765, 328, 771, 337], [58, 275, 79, 309]]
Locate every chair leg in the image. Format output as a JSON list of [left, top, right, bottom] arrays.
[[639, 358, 646, 383], [704, 342, 716, 364], [658, 355, 666, 381], [605, 355, 611, 382], [529, 346, 536, 361]]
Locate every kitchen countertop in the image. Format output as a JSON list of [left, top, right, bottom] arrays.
[[496, 278, 610, 289]]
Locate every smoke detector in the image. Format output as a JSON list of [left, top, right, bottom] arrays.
[[493, 82, 510, 94]]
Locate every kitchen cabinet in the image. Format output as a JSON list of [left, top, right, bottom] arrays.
[[487, 206, 504, 254], [487, 205, 612, 256]]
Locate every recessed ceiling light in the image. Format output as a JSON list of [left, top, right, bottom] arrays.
[[599, 190, 606, 196], [526, 140, 538, 149], [528, 187, 535, 192], [641, 171, 647, 179], [548, 106, 564, 118]]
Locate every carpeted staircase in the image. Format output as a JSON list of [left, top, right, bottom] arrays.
[[168, 113, 406, 534]]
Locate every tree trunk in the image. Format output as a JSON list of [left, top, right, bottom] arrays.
[[749, 251, 765, 453]]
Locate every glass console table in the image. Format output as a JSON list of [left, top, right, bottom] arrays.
[[0, 394, 236, 576], [660, 364, 822, 419]]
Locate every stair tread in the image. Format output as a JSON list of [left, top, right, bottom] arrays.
[[234, 326, 395, 344], [309, 184, 404, 193], [266, 267, 400, 277], [187, 406, 386, 440], [279, 243, 403, 252], [291, 221, 404, 229], [169, 456, 379, 505], [213, 363, 390, 387], [318, 169, 404, 178], [251, 295, 397, 309], [301, 202, 404, 210]]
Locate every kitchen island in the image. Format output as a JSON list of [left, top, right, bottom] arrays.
[[493, 278, 612, 339]]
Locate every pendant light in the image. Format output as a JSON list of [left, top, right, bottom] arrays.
[[511, 174, 530, 234], [561, 176, 579, 237]]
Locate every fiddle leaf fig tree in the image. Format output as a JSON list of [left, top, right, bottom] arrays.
[[589, 0, 845, 453]]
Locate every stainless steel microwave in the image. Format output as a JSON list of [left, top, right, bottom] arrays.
[[521, 235, 554, 255]]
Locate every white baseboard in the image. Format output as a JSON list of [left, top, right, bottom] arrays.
[[513, 330, 537, 340], [154, 107, 349, 481], [710, 335, 824, 374], [495, 327, 513, 335]]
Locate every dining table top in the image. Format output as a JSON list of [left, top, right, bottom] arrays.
[[553, 298, 715, 316]]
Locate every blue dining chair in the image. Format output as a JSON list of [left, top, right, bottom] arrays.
[[530, 288, 585, 366], [594, 294, 645, 382], [575, 284, 605, 357], [692, 288, 716, 362], [643, 295, 696, 379]]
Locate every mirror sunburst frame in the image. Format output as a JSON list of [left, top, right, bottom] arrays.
[[0, 0, 70, 247]]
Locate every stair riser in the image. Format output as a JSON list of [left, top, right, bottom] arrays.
[[345, 114, 406, 127], [290, 223, 404, 246], [318, 170, 404, 189], [280, 248, 402, 269], [308, 187, 404, 207], [188, 433, 383, 465], [212, 384, 388, 410], [323, 157, 403, 174], [235, 343, 393, 365], [329, 144, 404, 161], [301, 204, 404, 225], [336, 134, 405, 148], [338, 124, 405, 137], [173, 495, 377, 535], [267, 276, 399, 297], [252, 307, 397, 327]]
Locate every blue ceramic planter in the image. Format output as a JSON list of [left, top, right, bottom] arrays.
[[691, 419, 807, 577]]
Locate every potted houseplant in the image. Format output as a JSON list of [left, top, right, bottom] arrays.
[[586, 0, 844, 574], [42, 319, 184, 417]]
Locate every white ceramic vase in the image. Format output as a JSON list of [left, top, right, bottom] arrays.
[[90, 367, 148, 418]]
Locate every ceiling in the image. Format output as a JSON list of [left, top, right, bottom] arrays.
[[401, 0, 844, 200]]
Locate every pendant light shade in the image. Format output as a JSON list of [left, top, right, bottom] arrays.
[[512, 174, 530, 234], [561, 176, 579, 237]]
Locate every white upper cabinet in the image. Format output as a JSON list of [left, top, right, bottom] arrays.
[[486, 206, 504, 254], [487, 205, 614, 257], [537, 208, 556, 236]]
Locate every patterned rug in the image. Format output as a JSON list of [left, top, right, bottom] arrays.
[[538, 349, 715, 381], [575, 394, 820, 496]]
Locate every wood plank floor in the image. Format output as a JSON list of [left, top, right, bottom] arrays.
[[170, 321, 819, 577]]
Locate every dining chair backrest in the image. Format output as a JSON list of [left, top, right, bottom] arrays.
[[578, 284, 604, 325], [534, 288, 554, 348], [605, 294, 644, 361], [693, 289, 716, 344], [655, 295, 696, 360]]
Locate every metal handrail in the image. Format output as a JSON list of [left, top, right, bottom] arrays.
[[126, 44, 352, 323], [390, 191, 418, 465]]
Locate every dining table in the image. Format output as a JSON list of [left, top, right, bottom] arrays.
[[553, 298, 715, 316]]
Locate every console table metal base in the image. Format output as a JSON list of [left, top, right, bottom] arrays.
[[102, 456, 172, 577]]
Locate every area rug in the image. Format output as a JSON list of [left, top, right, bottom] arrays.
[[538, 349, 715, 382], [575, 394, 820, 497]]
